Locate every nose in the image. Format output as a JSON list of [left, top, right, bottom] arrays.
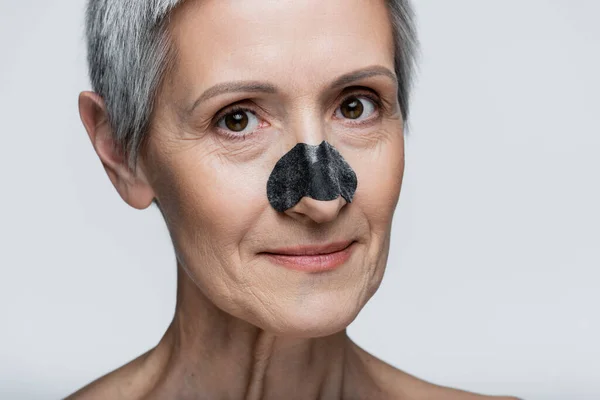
[[284, 196, 347, 224]]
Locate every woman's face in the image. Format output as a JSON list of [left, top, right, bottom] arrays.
[[143, 0, 405, 337]]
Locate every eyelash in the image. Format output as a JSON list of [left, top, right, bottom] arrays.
[[211, 89, 385, 141]]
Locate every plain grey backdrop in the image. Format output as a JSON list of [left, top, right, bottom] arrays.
[[1, 1, 599, 399]]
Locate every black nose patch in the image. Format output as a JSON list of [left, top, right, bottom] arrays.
[[266, 141, 358, 213]]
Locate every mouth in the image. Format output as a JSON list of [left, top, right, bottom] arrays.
[[261, 240, 355, 256], [259, 240, 357, 273]]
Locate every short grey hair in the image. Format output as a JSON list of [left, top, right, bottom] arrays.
[[85, 0, 420, 172]]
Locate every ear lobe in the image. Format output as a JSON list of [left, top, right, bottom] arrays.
[[78, 91, 156, 210]]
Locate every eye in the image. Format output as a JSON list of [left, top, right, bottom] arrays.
[[214, 106, 263, 139], [334, 94, 380, 124]]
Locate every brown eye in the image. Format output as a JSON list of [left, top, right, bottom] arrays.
[[335, 95, 378, 123], [215, 107, 261, 136], [340, 96, 364, 119], [224, 110, 249, 132]]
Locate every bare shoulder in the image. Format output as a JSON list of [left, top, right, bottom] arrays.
[[399, 368, 520, 400], [63, 349, 153, 400], [408, 380, 522, 400], [348, 341, 521, 400]]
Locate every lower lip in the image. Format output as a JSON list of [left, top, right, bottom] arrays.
[[262, 242, 356, 273]]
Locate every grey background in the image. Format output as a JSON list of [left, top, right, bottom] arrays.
[[1, 1, 599, 399]]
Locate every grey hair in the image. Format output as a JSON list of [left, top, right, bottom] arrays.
[[85, 0, 420, 172]]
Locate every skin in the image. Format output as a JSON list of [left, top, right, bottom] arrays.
[[72, 0, 521, 399]]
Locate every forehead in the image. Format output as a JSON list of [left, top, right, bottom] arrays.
[[167, 0, 395, 96]]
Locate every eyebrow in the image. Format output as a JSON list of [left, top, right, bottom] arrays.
[[186, 65, 397, 115]]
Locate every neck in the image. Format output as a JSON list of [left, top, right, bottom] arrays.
[[143, 264, 374, 400]]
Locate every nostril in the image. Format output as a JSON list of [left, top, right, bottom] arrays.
[[284, 196, 347, 224]]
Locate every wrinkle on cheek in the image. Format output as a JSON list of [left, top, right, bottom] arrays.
[[208, 132, 271, 164], [225, 142, 266, 162], [374, 123, 404, 147], [341, 120, 402, 150], [197, 236, 236, 301], [235, 275, 280, 328]]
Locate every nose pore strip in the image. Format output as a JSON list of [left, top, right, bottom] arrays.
[[266, 141, 358, 213]]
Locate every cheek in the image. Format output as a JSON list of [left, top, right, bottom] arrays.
[[206, 158, 269, 224], [162, 155, 269, 251], [350, 137, 404, 225]]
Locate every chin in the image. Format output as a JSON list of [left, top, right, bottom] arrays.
[[257, 293, 365, 338]]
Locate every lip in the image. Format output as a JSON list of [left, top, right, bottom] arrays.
[[260, 240, 356, 273], [263, 240, 354, 256]]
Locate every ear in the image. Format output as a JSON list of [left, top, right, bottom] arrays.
[[78, 91, 156, 210]]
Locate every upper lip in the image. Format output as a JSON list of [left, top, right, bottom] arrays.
[[262, 240, 355, 256]]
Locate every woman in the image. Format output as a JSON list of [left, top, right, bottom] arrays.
[[69, 0, 521, 399]]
